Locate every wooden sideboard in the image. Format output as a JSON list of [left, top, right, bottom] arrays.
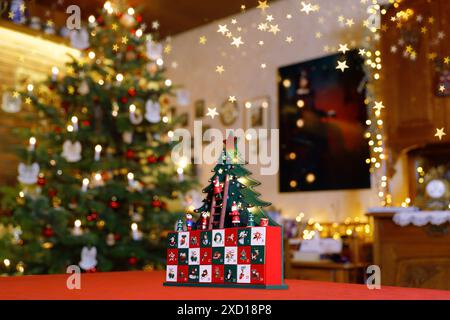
[[368, 212, 450, 290]]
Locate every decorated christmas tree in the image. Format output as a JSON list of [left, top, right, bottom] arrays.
[[0, 0, 195, 275], [194, 135, 277, 230]]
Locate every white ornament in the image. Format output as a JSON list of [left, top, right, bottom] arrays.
[[17, 163, 40, 185], [62, 140, 82, 163], [123, 131, 133, 144], [145, 100, 161, 123], [70, 28, 90, 50], [146, 41, 163, 60], [79, 246, 98, 271], [78, 81, 90, 96], [2, 92, 21, 113], [426, 179, 447, 199]]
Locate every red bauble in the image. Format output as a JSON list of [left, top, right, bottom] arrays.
[[42, 226, 54, 238], [158, 156, 165, 163], [82, 120, 90, 127], [126, 149, 135, 159], [114, 233, 121, 241], [151, 199, 162, 208], [147, 155, 157, 164], [48, 188, 57, 198], [128, 87, 136, 96], [120, 97, 128, 104], [97, 16, 104, 24], [136, 15, 142, 23], [87, 211, 99, 222], [54, 126, 62, 133], [126, 45, 134, 52], [37, 176, 46, 186], [128, 256, 138, 266], [109, 200, 120, 209]]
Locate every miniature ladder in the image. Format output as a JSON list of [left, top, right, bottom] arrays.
[[208, 175, 230, 230]]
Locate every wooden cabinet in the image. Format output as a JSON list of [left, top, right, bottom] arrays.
[[380, 0, 450, 152], [368, 212, 450, 290]]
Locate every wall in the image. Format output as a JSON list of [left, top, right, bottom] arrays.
[[166, 0, 383, 222]]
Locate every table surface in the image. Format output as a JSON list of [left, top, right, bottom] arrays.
[[0, 271, 449, 300]]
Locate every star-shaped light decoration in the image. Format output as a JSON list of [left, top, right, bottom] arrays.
[[345, 19, 354, 27], [231, 19, 237, 25], [315, 32, 322, 39], [206, 108, 219, 119], [20, 3, 26, 13], [336, 60, 349, 72], [121, 36, 129, 44], [338, 44, 350, 54], [359, 48, 366, 56], [231, 37, 244, 48], [373, 101, 385, 113], [257, 0, 270, 11], [266, 15, 274, 22], [112, 23, 118, 31], [258, 23, 268, 31], [439, 85, 446, 93], [24, 97, 32, 105], [269, 24, 280, 35], [12, 91, 20, 98], [152, 21, 160, 30], [112, 44, 119, 51], [435, 128, 446, 141], [199, 36, 207, 45], [216, 65, 225, 74], [164, 44, 172, 54], [444, 56, 450, 64], [261, 63, 267, 69], [8, 11, 15, 19], [218, 24, 229, 35], [286, 36, 294, 43]]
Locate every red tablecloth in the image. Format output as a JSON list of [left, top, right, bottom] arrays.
[[0, 271, 449, 300]]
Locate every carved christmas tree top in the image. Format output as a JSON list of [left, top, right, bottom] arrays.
[[193, 133, 278, 230]]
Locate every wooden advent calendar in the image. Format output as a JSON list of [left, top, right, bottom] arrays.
[[164, 226, 287, 289]]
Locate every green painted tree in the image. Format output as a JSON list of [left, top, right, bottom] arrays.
[[195, 135, 278, 229]]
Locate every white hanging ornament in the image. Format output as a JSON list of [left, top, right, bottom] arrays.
[[17, 163, 40, 185], [120, 13, 136, 28], [146, 41, 163, 61], [78, 81, 90, 96], [145, 100, 161, 123], [79, 246, 98, 271], [2, 92, 21, 113], [61, 140, 82, 163], [69, 28, 90, 50], [123, 131, 133, 144], [129, 105, 143, 125]]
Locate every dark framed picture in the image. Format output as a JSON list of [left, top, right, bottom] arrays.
[[194, 99, 205, 119], [278, 50, 371, 193]]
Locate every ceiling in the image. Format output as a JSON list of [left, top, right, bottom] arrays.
[[35, 0, 263, 37]]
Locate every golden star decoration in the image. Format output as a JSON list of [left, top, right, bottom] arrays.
[[301, 2, 313, 15], [215, 65, 225, 74], [269, 24, 280, 35], [121, 36, 129, 44], [164, 45, 172, 54], [12, 91, 20, 98], [8, 11, 14, 19], [199, 36, 207, 45], [112, 44, 119, 51], [218, 24, 229, 35], [228, 96, 237, 103], [206, 108, 219, 119], [257, 0, 270, 11], [435, 128, 446, 140], [24, 97, 32, 105], [286, 36, 294, 43], [338, 44, 349, 54], [336, 60, 349, 72], [112, 23, 118, 31], [439, 85, 446, 93], [373, 101, 385, 113], [231, 37, 244, 48], [444, 57, 450, 64]]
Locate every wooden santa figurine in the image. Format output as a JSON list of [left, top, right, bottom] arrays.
[[213, 176, 223, 199], [230, 201, 241, 227], [200, 212, 209, 230]]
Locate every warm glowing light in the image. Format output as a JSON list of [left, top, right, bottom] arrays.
[[136, 29, 143, 37], [3, 259, 11, 267], [74, 220, 82, 228], [165, 79, 172, 87], [27, 84, 34, 92], [297, 100, 305, 108], [88, 51, 96, 59], [127, 8, 135, 15], [156, 58, 164, 66], [116, 73, 124, 82], [88, 15, 96, 23]]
